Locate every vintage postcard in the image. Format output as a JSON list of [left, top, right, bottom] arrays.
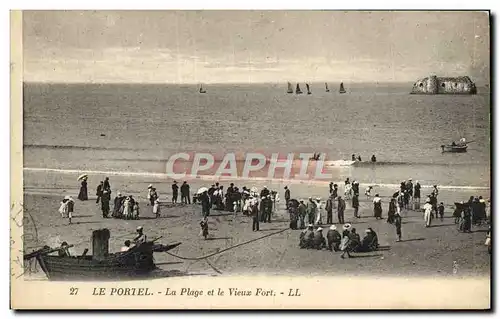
[[10, 10, 491, 309]]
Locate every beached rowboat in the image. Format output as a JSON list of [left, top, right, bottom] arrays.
[[24, 229, 181, 280]]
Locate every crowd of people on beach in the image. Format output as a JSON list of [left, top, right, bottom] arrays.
[[67, 173, 490, 254]]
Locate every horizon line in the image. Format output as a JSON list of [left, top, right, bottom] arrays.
[[20, 80, 453, 85]]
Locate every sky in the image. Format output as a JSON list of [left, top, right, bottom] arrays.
[[22, 10, 490, 84]]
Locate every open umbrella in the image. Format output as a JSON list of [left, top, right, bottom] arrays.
[[77, 174, 88, 181], [197, 187, 209, 194], [250, 186, 258, 193]]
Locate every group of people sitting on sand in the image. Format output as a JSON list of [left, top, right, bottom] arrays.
[[299, 223, 379, 258]]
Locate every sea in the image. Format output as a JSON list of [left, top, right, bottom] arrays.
[[22, 82, 491, 191]]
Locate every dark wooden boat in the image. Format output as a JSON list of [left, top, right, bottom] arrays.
[[199, 84, 206, 93], [24, 229, 182, 280], [441, 144, 468, 153]]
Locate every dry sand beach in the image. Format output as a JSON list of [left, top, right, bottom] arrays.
[[22, 170, 491, 279]]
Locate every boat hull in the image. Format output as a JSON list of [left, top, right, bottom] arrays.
[[441, 145, 468, 153], [35, 242, 156, 280]]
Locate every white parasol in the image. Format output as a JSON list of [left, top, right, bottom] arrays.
[[197, 187, 209, 194], [77, 174, 88, 181], [250, 186, 258, 193]]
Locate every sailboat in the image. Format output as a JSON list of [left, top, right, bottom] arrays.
[[199, 84, 206, 94], [306, 83, 312, 95], [325, 83, 330, 92], [287, 82, 293, 94], [296, 83, 303, 94], [339, 82, 346, 94]]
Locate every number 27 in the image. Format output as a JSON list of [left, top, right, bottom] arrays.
[[69, 287, 79, 295]]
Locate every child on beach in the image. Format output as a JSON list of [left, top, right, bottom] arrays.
[[438, 202, 445, 221], [153, 199, 161, 218], [200, 217, 209, 239], [59, 196, 69, 218]]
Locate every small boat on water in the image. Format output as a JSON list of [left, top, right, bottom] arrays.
[[339, 82, 346, 94], [325, 83, 330, 92], [23, 228, 181, 280], [199, 84, 206, 94], [441, 144, 468, 153], [296, 83, 303, 94], [441, 138, 473, 153], [287, 82, 293, 94], [306, 83, 312, 95]]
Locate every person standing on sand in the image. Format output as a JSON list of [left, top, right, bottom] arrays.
[[101, 188, 111, 218], [438, 202, 445, 221], [103, 177, 111, 192], [352, 181, 360, 197], [181, 181, 191, 204], [387, 197, 397, 224], [337, 196, 346, 224], [406, 178, 413, 202], [153, 199, 161, 218], [373, 194, 382, 219], [307, 197, 317, 225], [113, 192, 124, 218], [96, 181, 104, 204], [397, 191, 405, 216], [78, 177, 88, 201], [133, 201, 140, 219], [122, 196, 131, 219], [459, 205, 472, 233], [331, 183, 338, 198], [325, 194, 334, 224], [59, 196, 69, 218], [67, 196, 74, 224], [423, 198, 433, 227], [171, 181, 179, 204], [352, 194, 360, 218], [315, 198, 323, 225], [200, 190, 210, 217], [414, 181, 421, 210], [200, 217, 209, 239], [147, 185, 156, 206], [298, 200, 307, 229], [251, 201, 260, 232], [284, 186, 290, 207], [394, 211, 402, 242]]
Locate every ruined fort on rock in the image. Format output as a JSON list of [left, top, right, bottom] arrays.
[[411, 75, 477, 94]]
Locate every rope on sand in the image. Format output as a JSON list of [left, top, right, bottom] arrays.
[[165, 227, 290, 261]]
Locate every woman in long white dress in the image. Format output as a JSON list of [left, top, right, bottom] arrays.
[[122, 197, 131, 219], [315, 198, 323, 225]]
